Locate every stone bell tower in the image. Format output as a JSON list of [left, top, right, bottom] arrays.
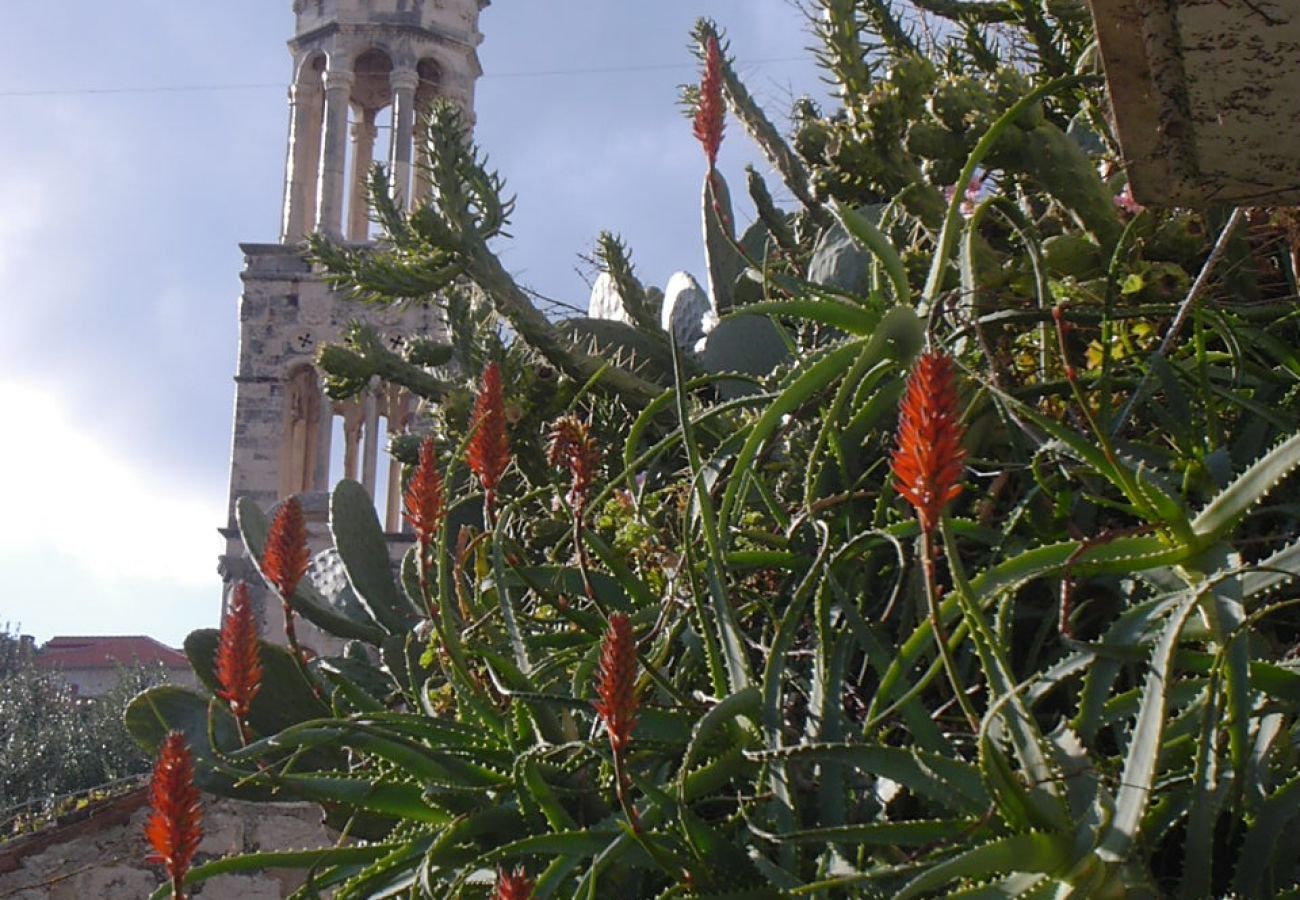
[[218, 0, 487, 646]]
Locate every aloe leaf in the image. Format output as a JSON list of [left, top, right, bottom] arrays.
[[672, 337, 752, 694], [977, 728, 1039, 832], [235, 722, 507, 787], [1074, 594, 1180, 742], [532, 853, 586, 899], [803, 351, 888, 512], [1194, 545, 1252, 792], [470, 829, 626, 868], [152, 846, 402, 900], [275, 772, 450, 824], [328, 838, 438, 900], [518, 757, 578, 832], [1003, 395, 1189, 534], [506, 563, 634, 612], [738, 297, 883, 336], [834, 200, 911, 305], [330, 479, 420, 632], [490, 515, 531, 677], [894, 831, 1072, 900], [718, 340, 860, 535], [237, 495, 386, 644], [721, 308, 921, 534], [1178, 683, 1222, 899], [873, 535, 1185, 723], [945, 540, 1068, 832], [679, 685, 760, 781], [810, 594, 852, 829], [1098, 587, 1203, 861], [759, 555, 822, 866], [746, 743, 989, 816], [1192, 429, 1300, 542], [1233, 773, 1300, 896], [758, 818, 979, 846], [1238, 536, 1300, 601]]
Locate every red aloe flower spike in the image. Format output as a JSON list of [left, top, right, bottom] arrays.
[[548, 415, 599, 513], [215, 582, 262, 745], [146, 732, 202, 900], [890, 351, 966, 535], [593, 613, 639, 755], [466, 362, 511, 520], [261, 496, 314, 677], [404, 435, 445, 555], [263, 497, 310, 602], [492, 866, 535, 900], [694, 34, 725, 169]]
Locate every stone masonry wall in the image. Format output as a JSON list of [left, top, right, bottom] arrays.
[[0, 790, 336, 899]]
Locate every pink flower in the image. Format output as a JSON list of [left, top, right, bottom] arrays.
[[1113, 184, 1144, 215]]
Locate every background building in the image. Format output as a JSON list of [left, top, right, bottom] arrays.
[[219, 0, 486, 649]]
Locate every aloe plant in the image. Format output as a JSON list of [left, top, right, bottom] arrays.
[[128, 2, 1300, 897]]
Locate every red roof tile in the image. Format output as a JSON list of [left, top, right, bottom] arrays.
[[35, 636, 190, 671]]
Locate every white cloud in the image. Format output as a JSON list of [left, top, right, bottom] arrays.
[[0, 380, 220, 587]]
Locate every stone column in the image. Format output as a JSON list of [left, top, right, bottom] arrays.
[[361, 382, 380, 497], [388, 69, 419, 211], [281, 84, 306, 241], [347, 109, 378, 242], [334, 397, 364, 481], [383, 389, 411, 531], [315, 64, 354, 239], [314, 396, 333, 492]]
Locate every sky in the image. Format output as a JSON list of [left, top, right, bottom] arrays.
[[0, 2, 829, 647]]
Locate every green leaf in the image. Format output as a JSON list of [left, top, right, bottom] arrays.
[[678, 686, 760, 789], [184, 629, 331, 736], [237, 496, 386, 644], [672, 337, 752, 695], [759, 818, 979, 846], [895, 832, 1071, 900], [737, 297, 882, 336], [1098, 587, 1203, 861], [152, 845, 401, 900], [923, 73, 1103, 309], [330, 479, 421, 633], [1192, 430, 1300, 543], [276, 773, 451, 823], [1234, 773, 1300, 896], [834, 200, 911, 305], [747, 743, 989, 816]]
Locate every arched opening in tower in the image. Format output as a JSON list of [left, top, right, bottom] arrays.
[[344, 48, 395, 242]]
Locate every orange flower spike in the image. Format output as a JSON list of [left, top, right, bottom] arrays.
[[467, 362, 511, 516], [548, 416, 599, 511], [262, 497, 310, 602], [890, 351, 966, 534], [593, 613, 639, 754], [215, 582, 262, 743], [693, 34, 725, 169], [403, 435, 445, 553], [146, 732, 203, 900], [492, 866, 535, 900]]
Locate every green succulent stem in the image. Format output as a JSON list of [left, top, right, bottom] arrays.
[[920, 524, 980, 732]]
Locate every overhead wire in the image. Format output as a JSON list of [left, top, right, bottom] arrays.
[[0, 57, 806, 99]]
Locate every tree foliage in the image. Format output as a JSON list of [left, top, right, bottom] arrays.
[[0, 631, 170, 821]]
